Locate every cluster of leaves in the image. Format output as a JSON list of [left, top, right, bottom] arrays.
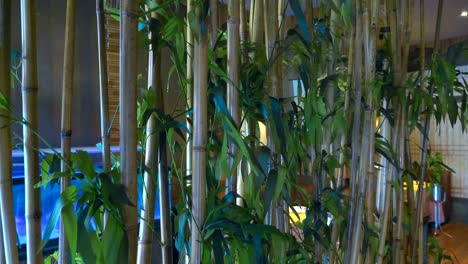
[[39, 151, 132, 264]]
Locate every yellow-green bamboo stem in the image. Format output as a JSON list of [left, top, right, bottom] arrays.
[[20, 0, 43, 262], [226, 0, 240, 193], [120, 0, 139, 262], [0, 1, 19, 262], [96, 0, 111, 173], [59, 1, 77, 262], [191, 3, 209, 262]]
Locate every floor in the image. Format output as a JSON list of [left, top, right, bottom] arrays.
[[434, 223, 468, 263]]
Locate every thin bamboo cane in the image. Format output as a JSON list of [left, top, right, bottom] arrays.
[[186, 0, 193, 190], [0, 0, 19, 262], [392, 105, 405, 264], [0, 217, 4, 263], [158, 133, 171, 264], [190, 2, 209, 262], [412, 0, 444, 263], [58, 1, 77, 262], [226, 0, 240, 193], [239, 0, 247, 45], [20, 0, 43, 262], [236, 0, 248, 207], [137, 3, 164, 261], [120, 0, 139, 262], [376, 101, 395, 264], [96, 0, 111, 174], [344, 0, 364, 262], [210, 0, 217, 49]]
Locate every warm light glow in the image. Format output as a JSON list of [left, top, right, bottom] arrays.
[[258, 121, 267, 145], [461, 11, 468, 17], [289, 206, 307, 223]]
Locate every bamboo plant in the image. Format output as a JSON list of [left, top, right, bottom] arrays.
[[190, 1, 209, 262], [0, 0, 19, 262], [58, 0, 77, 263], [120, 0, 139, 262], [20, 0, 43, 262], [96, 0, 111, 173]]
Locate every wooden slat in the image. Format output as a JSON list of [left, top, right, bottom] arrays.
[[105, 14, 120, 146]]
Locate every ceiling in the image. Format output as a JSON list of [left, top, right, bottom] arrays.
[[411, 0, 468, 43], [220, 0, 468, 43]]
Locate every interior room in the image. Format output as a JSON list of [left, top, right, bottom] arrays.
[[0, 0, 467, 263]]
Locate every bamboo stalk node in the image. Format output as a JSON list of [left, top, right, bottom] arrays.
[[61, 130, 73, 137]]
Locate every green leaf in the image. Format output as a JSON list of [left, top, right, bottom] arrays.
[[340, 1, 353, 30], [0, 90, 9, 111], [102, 217, 125, 264], [40, 186, 78, 251], [447, 96, 458, 126], [72, 151, 96, 179], [289, 0, 310, 41], [62, 204, 78, 262]]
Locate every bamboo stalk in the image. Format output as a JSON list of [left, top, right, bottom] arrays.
[[226, 0, 240, 193], [0, 0, 19, 262], [137, 2, 166, 262], [0, 218, 4, 263], [251, 0, 264, 44], [20, 0, 43, 262], [209, 0, 217, 49], [376, 102, 395, 264], [392, 105, 405, 264], [58, 1, 77, 262], [96, 0, 111, 174], [186, 0, 193, 189], [412, 0, 444, 262], [190, 2, 209, 262], [120, 0, 139, 262], [158, 133, 171, 263], [344, 0, 364, 261], [239, 0, 247, 44]]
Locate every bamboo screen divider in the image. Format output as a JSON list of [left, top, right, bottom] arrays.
[[105, 14, 120, 146]]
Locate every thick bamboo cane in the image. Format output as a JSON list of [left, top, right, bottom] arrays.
[[137, 3, 164, 261], [158, 133, 171, 264], [190, 3, 208, 262], [251, 0, 264, 44], [120, 0, 139, 262], [96, 0, 111, 174], [226, 0, 240, 194], [0, 0, 19, 262], [20, 0, 43, 263], [58, 1, 77, 263]]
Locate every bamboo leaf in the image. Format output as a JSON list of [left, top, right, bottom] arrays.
[[289, 0, 310, 41], [102, 216, 125, 264], [72, 150, 96, 179], [40, 186, 78, 251], [62, 204, 78, 262]]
